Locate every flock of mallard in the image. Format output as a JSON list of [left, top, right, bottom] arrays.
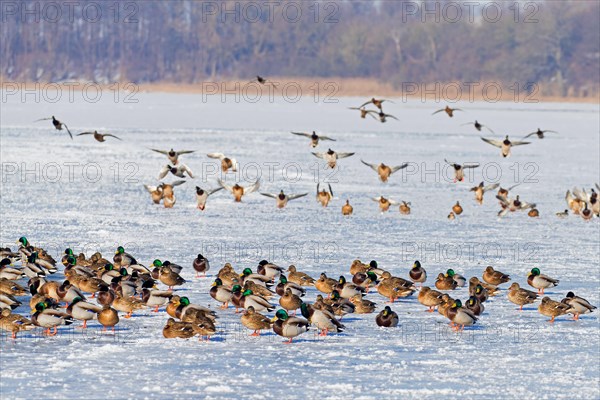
[[1, 237, 596, 343], [34, 96, 599, 221]]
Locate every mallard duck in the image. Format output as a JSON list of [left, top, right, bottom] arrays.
[[291, 131, 336, 148], [481, 135, 530, 158], [527, 268, 559, 294], [193, 254, 210, 278], [538, 297, 573, 323], [0, 309, 35, 338], [1, 292, 21, 310], [435, 273, 457, 291], [271, 309, 309, 343], [314, 295, 335, 314], [448, 212, 455, 220], [245, 280, 276, 299], [446, 269, 466, 287], [77, 130, 121, 142], [112, 294, 145, 318], [279, 288, 303, 315], [207, 152, 238, 172], [217, 263, 241, 287], [399, 201, 411, 215], [483, 266, 511, 286], [240, 289, 275, 312], [316, 183, 334, 207], [240, 268, 273, 288], [195, 186, 223, 211], [452, 201, 463, 215], [528, 208, 539, 217], [142, 289, 173, 312], [241, 306, 272, 336], [218, 179, 260, 202], [438, 294, 454, 318], [300, 303, 344, 336], [34, 115, 73, 138], [432, 105, 462, 118], [97, 285, 116, 307], [372, 196, 397, 212], [377, 273, 415, 302], [0, 260, 25, 280], [257, 260, 284, 281], [352, 271, 379, 292], [57, 280, 86, 306], [409, 260, 427, 286], [446, 299, 477, 330], [312, 148, 355, 169], [163, 318, 195, 339], [561, 292, 596, 320], [361, 160, 408, 182], [151, 148, 195, 165], [98, 306, 119, 332], [321, 291, 355, 318], [507, 283, 538, 310], [472, 284, 489, 302], [349, 294, 377, 314], [445, 159, 480, 182], [210, 278, 234, 309], [418, 286, 444, 312], [287, 265, 315, 286], [275, 276, 305, 297], [376, 306, 399, 327], [350, 260, 369, 275], [31, 301, 74, 335], [67, 296, 103, 328], [469, 277, 500, 296], [169, 296, 217, 323], [315, 273, 338, 296], [159, 266, 186, 290], [470, 181, 500, 204], [342, 200, 353, 216], [99, 263, 121, 284], [188, 319, 217, 342], [261, 190, 308, 208], [465, 296, 485, 316], [335, 276, 365, 299], [0, 278, 27, 296], [113, 246, 137, 267]]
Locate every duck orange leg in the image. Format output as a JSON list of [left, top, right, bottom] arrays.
[[285, 338, 293, 344], [250, 330, 260, 337], [549, 316, 555, 323], [124, 311, 132, 319], [220, 302, 229, 309], [153, 305, 159, 312], [12, 332, 17, 339]]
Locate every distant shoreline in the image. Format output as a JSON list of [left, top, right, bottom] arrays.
[[2, 78, 599, 104]]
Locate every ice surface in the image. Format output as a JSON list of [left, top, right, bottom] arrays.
[[0, 93, 599, 399]]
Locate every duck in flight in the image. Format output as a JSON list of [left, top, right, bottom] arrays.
[[195, 186, 223, 211], [291, 131, 336, 148], [77, 131, 121, 142], [34, 116, 72, 139], [261, 190, 308, 208], [358, 98, 394, 111], [158, 164, 194, 179], [523, 128, 558, 139], [461, 120, 494, 133], [254, 75, 278, 87], [219, 179, 260, 202], [151, 149, 195, 165], [367, 109, 398, 123], [361, 160, 408, 182], [481, 135, 530, 157], [207, 153, 238, 173], [444, 159, 479, 182], [312, 149, 355, 169], [348, 106, 373, 119], [432, 105, 462, 118]]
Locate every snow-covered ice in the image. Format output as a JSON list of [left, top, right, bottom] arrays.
[[1, 93, 599, 399]]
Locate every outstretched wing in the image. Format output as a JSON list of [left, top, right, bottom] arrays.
[[337, 152, 355, 159], [207, 152, 225, 160], [483, 183, 500, 192], [481, 137, 503, 148], [176, 150, 195, 155], [171, 180, 187, 187], [218, 179, 233, 192], [151, 149, 169, 155], [444, 159, 456, 166], [312, 152, 325, 160], [158, 165, 170, 180], [144, 184, 159, 193], [327, 184, 333, 196], [104, 134, 122, 140], [244, 180, 260, 195], [34, 117, 52, 122], [511, 140, 531, 146], [361, 160, 379, 172], [180, 164, 194, 178], [431, 109, 445, 115], [385, 113, 399, 121], [291, 132, 311, 138], [288, 193, 308, 201], [77, 132, 95, 136], [260, 192, 277, 199], [62, 123, 73, 139], [319, 135, 336, 142], [207, 187, 223, 196], [463, 163, 480, 169], [496, 195, 510, 206], [390, 163, 409, 173]]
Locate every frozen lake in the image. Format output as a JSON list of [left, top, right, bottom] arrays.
[[1, 91, 599, 399]]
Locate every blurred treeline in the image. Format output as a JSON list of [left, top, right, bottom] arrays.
[[1, 0, 598, 97]]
